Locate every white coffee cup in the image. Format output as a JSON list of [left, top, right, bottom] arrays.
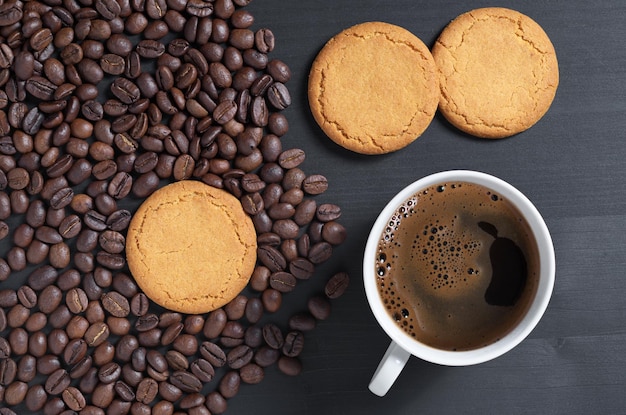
[[363, 170, 555, 396]]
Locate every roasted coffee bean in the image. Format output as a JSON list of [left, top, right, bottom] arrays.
[[173, 333, 198, 356], [138, 327, 162, 347], [137, 40, 165, 58], [111, 78, 140, 104], [322, 221, 347, 245], [308, 295, 332, 321], [85, 321, 110, 347], [66, 288, 89, 314], [190, 358, 214, 383], [45, 368, 70, 395], [165, 350, 189, 371], [84, 210, 107, 232], [218, 370, 240, 399], [262, 323, 284, 349], [282, 331, 305, 357], [130, 293, 149, 317], [267, 82, 291, 110], [160, 321, 183, 345], [308, 241, 333, 264], [199, 341, 226, 367], [106, 209, 132, 231], [227, 345, 253, 369], [233, 363, 260, 387], [282, 167, 306, 190], [277, 356, 302, 376], [68, 357, 93, 380], [99, 230, 125, 254], [269, 271, 297, 293], [62, 386, 86, 411], [183, 315, 205, 335], [101, 291, 130, 317], [288, 312, 317, 332], [273, 219, 299, 239], [158, 381, 183, 402], [91, 381, 115, 408], [0, 356, 17, 384], [257, 245, 286, 272], [64, 338, 87, 366], [114, 380, 135, 401], [289, 258, 315, 280], [26, 76, 57, 101], [28, 265, 58, 290], [135, 314, 159, 332], [135, 377, 158, 404], [170, 370, 202, 393], [261, 288, 282, 313]]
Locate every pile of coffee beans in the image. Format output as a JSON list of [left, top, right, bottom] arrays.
[[0, 0, 349, 413]]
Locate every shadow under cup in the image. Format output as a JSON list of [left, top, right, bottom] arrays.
[[363, 170, 555, 395]]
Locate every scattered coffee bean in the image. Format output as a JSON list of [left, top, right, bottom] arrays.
[[0, 2, 350, 412]]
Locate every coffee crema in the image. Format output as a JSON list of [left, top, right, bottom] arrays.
[[376, 182, 539, 351]]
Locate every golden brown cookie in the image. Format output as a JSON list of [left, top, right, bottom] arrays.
[[308, 21, 439, 154], [432, 7, 559, 138], [126, 180, 257, 314]]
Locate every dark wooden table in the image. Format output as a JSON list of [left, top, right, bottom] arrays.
[[230, 0, 626, 413]]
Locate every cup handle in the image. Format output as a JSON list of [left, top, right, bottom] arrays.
[[368, 340, 411, 396]]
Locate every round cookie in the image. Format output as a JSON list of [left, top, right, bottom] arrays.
[[308, 21, 439, 155], [126, 180, 257, 314], [432, 7, 559, 139]]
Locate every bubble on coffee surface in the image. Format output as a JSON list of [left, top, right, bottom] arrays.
[[375, 182, 538, 350]]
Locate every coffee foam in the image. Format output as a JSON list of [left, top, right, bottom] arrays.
[[376, 182, 538, 351]]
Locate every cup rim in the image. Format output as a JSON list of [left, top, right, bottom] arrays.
[[363, 170, 555, 366]]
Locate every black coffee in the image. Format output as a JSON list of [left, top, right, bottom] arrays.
[[376, 181, 539, 351]]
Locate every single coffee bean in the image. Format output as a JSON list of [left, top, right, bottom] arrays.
[[308, 241, 333, 264], [322, 221, 347, 245], [240, 363, 264, 384], [161, 321, 183, 345], [165, 350, 189, 371], [190, 358, 214, 383], [269, 271, 297, 293], [288, 312, 317, 332], [255, 28, 275, 53], [130, 293, 149, 317], [114, 380, 135, 401], [64, 338, 87, 366], [108, 172, 133, 199], [218, 370, 240, 399], [169, 370, 202, 393], [111, 78, 140, 104], [101, 291, 130, 317], [282, 331, 305, 357], [308, 295, 332, 320], [84, 321, 110, 347], [45, 368, 71, 395], [267, 82, 291, 110], [277, 356, 302, 376], [62, 386, 86, 411], [99, 230, 125, 254], [199, 341, 226, 367], [135, 377, 158, 404], [226, 345, 253, 369], [289, 258, 315, 280], [135, 314, 159, 332], [66, 288, 89, 314], [262, 323, 284, 349], [261, 288, 282, 313]]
